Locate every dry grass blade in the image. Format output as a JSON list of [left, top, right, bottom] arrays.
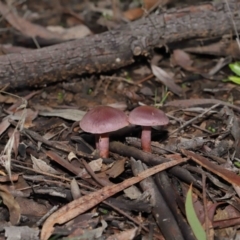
[[41, 157, 187, 240], [0, 108, 26, 181]]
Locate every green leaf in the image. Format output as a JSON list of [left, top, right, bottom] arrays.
[[234, 161, 240, 168], [185, 184, 207, 240], [229, 62, 240, 76], [228, 76, 240, 85]]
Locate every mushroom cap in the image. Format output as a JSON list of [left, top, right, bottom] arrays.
[[128, 106, 169, 126], [80, 106, 129, 134]]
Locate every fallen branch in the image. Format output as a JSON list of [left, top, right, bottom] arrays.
[[0, 0, 239, 88]]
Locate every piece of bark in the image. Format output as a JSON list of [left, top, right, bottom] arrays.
[[130, 159, 185, 240], [104, 197, 152, 213], [154, 173, 195, 240], [0, 0, 239, 88], [109, 141, 199, 186]]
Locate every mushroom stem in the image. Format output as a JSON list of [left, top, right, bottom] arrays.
[[141, 126, 152, 152], [95, 135, 100, 149], [98, 133, 110, 158]]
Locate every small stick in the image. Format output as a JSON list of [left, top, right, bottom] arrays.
[[36, 205, 59, 227], [170, 103, 220, 135]]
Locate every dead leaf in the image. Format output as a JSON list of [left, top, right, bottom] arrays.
[[165, 99, 240, 113], [7, 109, 38, 128], [17, 197, 49, 217], [151, 64, 183, 96], [0, 44, 31, 55], [143, 0, 164, 9], [31, 155, 60, 175], [78, 158, 103, 178], [0, 174, 19, 182], [0, 2, 61, 39], [171, 49, 193, 70], [70, 220, 107, 239], [206, 57, 231, 77], [46, 151, 81, 176], [183, 40, 240, 59], [41, 157, 186, 240], [0, 94, 17, 104], [8, 128, 20, 158], [182, 150, 240, 186], [70, 178, 81, 199], [4, 226, 39, 240], [0, 185, 21, 225], [105, 158, 126, 178], [123, 186, 142, 200], [213, 207, 236, 239], [0, 118, 11, 137], [123, 8, 144, 21], [38, 108, 86, 121], [68, 152, 77, 161], [106, 227, 138, 240], [123, 0, 165, 21], [47, 25, 92, 40], [7, 91, 40, 113]]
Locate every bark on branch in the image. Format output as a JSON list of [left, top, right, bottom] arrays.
[[0, 0, 240, 88]]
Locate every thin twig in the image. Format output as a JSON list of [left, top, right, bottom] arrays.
[[170, 103, 221, 135], [36, 205, 59, 227], [81, 159, 108, 187]]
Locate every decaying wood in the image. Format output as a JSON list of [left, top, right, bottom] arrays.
[[0, 0, 240, 88]]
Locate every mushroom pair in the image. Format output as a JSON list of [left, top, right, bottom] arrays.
[[80, 105, 169, 158]]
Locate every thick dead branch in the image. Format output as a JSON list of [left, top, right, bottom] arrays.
[[0, 0, 239, 88]]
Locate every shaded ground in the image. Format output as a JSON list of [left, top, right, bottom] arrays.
[[0, 0, 240, 240]]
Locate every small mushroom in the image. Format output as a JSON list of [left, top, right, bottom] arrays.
[[128, 106, 169, 152], [80, 106, 128, 158]]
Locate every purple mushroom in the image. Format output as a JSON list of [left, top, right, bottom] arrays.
[[128, 106, 169, 152], [80, 106, 129, 158]]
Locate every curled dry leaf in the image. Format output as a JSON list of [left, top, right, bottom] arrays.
[[70, 178, 81, 200], [0, 185, 21, 225], [68, 152, 77, 161], [41, 157, 186, 240]]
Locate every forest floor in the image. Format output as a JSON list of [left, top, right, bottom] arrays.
[[0, 0, 240, 240]]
